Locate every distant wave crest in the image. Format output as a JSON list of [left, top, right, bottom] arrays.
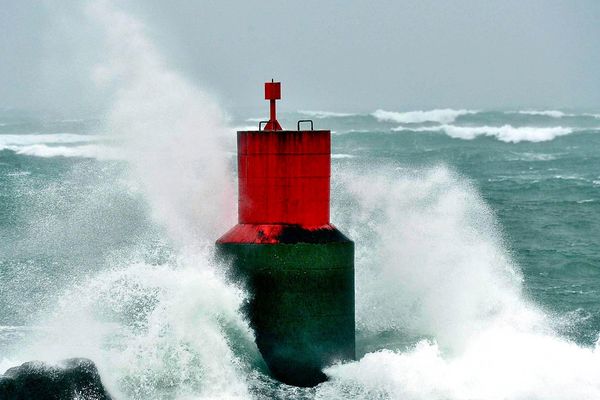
[[298, 110, 356, 118], [516, 110, 569, 118], [3, 144, 122, 160], [332, 153, 355, 159], [0, 133, 120, 159], [396, 124, 575, 143], [0, 133, 96, 146], [373, 109, 477, 124], [510, 110, 600, 119]]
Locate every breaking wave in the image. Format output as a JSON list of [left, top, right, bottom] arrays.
[[319, 335, 600, 400], [516, 110, 571, 118], [0, 133, 96, 146], [0, 133, 121, 159], [317, 166, 600, 400], [396, 124, 577, 143], [3, 144, 122, 160], [332, 153, 355, 159], [372, 109, 477, 124], [298, 110, 357, 118], [512, 110, 600, 119]]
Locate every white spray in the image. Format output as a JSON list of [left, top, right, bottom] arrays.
[[4, 1, 252, 399], [318, 165, 600, 400], [88, 0, 235, 246]]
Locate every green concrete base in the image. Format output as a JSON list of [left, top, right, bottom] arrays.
[[216, 238, 355, 387]]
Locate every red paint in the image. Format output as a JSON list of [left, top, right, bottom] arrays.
[[238, 131, 330, 226]]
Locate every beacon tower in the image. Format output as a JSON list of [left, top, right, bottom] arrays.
[[216, 81, 355, 387]]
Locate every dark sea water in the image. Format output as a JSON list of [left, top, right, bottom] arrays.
[[2, 108, 600, 399]]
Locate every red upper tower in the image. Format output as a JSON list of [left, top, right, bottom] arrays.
[[217, 81, 334, 243]]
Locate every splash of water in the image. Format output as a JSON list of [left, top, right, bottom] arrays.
[[88, 0, 235, 246], [4, 1, 252, 399], [334, 166, 541, 349], [319, 165, 600, 399]]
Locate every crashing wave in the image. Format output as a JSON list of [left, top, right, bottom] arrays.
[[315, 166, 600, 400]]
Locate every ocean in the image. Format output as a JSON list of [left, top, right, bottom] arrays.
[[1, 107, 600, 399]]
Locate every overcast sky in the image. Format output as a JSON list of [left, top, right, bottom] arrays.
[[1, 0, 600, 116]]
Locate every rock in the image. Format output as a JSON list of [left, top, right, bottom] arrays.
[[0, 358, 113, 400]]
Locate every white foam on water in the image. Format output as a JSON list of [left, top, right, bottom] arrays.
[[319, 333, 600, 400], [332, 154, 355, 159], [333, 129, 371, 135], [4, 171, 32, 177], [5, 144, 122, 160], [298, 110, 357, 118], [0, 133, 97, 146], [397, 124, 574, 143], [516, 110, 570, 118], [0, 325, 31, 332], [514, 110, 600, 119], [372, 109, 477, 124], [577, 199, 595, 204], [553, 175, 587, 181], [12, 256, 254, 400], [0, 134, 119, 160], [506, 152, 559, 162]]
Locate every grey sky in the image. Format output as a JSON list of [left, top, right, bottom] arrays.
[[2, 0, 600, 116]]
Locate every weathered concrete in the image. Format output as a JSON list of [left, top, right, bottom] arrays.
[[217, 229, 355, 387]]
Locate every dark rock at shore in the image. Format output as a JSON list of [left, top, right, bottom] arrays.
[[0, 358, 113, 400]]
